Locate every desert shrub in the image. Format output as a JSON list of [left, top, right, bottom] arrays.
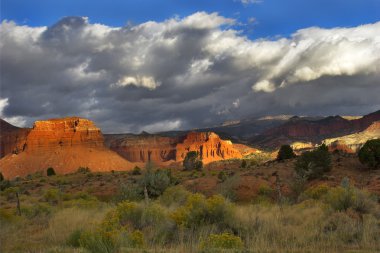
[[159, 185, 191, 207], [22, 203, 52, 219], [141, 168, 176, 198], [79, 229, 120, 253], [200, 232, 243, 250], [66, 229, 83, 248], [183, 151, 203, 171], [47, 167, 56, 176], [132, 166, 142, 175], [127, 230, 145, 248], [258, 184, 274, 197], [217, 174, 240, 201], [113, 201, 141, 229], [0, 179, 11, 191], [171, 194, 234, 229], [289, 175, 307, 201], [77, 167, 91, 174], [217, 171, 228, 182], [116, 183, 143, 202], [303, 183, 330, 200], [294, 144, 331, 179], [44, 188, 61, 204], [0, 208, 18, 224], [277, 145, 296, 161], [2, 186, 19, 200], [358, 139, 380, 169], [324, 179, 377, 214]]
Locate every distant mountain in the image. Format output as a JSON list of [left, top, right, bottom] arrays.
[[158, 115, 320, 143], [324, 121, 380, 153], [250, 110, 380, 149]]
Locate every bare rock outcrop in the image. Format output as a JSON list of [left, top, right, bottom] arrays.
[[176, 132, 242, 163], [107, 131, 245, 165], [0, 117, 135, 178]]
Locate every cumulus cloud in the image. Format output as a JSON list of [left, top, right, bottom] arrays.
[[1, 13, 379, 133]]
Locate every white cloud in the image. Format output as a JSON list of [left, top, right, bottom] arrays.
[[141, 119, 182, 133], [0, 98, 26, 127], [1, 13, 379, 132], [114, 76, 161, 90]]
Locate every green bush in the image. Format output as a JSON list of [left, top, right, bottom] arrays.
[[22, 203, 52, 219], [141, 168, 176, 198], [47, 167, 56, 176], [358, 139, 380, 169], [294, 144, 331, 179], [44, 188, 61, 204], [258, 184, 274, 197], [66, 229, 83, 248], [116, 183, 143, 202], [0, 179, 12, 191], [132, 166, 142, 175], [183, 151, 203, 171], [159, 185, 191, 207], [171, 194, 234, 229], [217, 171, 228, 182], [277, 145, 296, 161], [128, 230, 145, 248], [200, 232, 243, 250], [324, 178, 377, 214], [303, 184, 330, 200], [79, 229, 120, 253], [217, 174, 240, 201]]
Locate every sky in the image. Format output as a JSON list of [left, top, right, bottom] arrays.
[[0, 0, 380, 133]]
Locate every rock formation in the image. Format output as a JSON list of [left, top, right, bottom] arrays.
[[323, 121, 380, 153], [107, 133, 181, 164], [106, 131, 245, 165], [176, 132, 242, 163], [0, 117, 135, 179]]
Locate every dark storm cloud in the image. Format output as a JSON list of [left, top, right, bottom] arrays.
[[1, 13, 379, 133]]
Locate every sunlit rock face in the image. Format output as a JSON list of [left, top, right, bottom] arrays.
[[176, 132, 242, 163], [0, 117, 135, 179], [324, 121, 380, 153], [25, 117, 104, 152], [107, 131, 244, 165]]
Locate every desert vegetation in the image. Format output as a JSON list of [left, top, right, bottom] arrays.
[[1, 152, 379, 253]]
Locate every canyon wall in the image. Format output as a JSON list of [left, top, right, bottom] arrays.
[[0, 117, 135, 178], [106, 131, 245, 165]]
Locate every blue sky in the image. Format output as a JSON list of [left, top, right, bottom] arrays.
[[1, 0, 380, 39]]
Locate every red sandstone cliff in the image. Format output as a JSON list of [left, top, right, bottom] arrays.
[[106, 131, 245, 165], [176, 132, 242, 163], [108, 134, 181, 164], [0, 117, 135, 178]]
